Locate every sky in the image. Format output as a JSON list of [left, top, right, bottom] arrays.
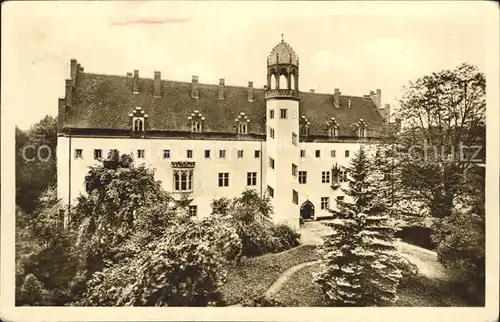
[[1, 1, 494, 130]]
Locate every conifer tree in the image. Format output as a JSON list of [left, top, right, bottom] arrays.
[[314, 147, 402, 306]]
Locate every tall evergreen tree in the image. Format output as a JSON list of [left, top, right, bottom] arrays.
[[314, 147, 402, 306]]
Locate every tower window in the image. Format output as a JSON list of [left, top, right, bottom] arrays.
[[187, 150, 193, 159], [270, 110, 275, 119], [315, 150, 321, 158], [280, 109, 288, 119], [205, 150, 211, 159], [247, 172, 257, 186], [94, 149, 102, 160], [163, 149, 171, 159], [292, 163, 298, 177], [292, 133, 298, 146], [269, 157, 275, 170], [321, 197, 330, 210], [219, 150, 226, 159], [298, 171, 307, 184], [300, 150, 306, 158], [137, 149, 145, 159], [255, 150, 261, 158], [267, 185, 274, 198], [270, 127, 275, 139], [293, 190, 299, 205], [238, 150, 244, 159], [218, 172, 229, 187]]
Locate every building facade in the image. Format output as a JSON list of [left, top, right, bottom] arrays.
[[57, 39, 395, 229]]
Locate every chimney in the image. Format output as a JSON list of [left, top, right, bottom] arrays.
[[133, 70, 139, 94], [383, 103, 391, 121], [126, 72, 133, 78], [153, 71, 161, 98], [65, 79, 73, 108], [70, 59, 77, 86], [334, 88, 340, 108], [309, 89, 315, 93], [58, 97, 66, 132], [218, 78, 225, 100], [191, 75, 199, 98], [248, 81, 254, 102], [369, 89, 381, 109], [77, 63, 84, 72]]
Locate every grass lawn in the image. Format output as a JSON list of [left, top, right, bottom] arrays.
[[219, 245, 320, 305], [273, 262, 469, 307]]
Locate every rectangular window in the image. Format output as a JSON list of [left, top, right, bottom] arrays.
[[238, 150, 244, 159], [293, 190, 299, 205], [255, 150, 261, 158], [322, 171, 330, 183], [269, 157, 275, 170], [267, 185, 274, 198], [270, 109, 275, 119], [331, 150, 336, 158], [75, 149, 83, 159], [247, 172, 257, 186], [205, 150, 211, 159], [270, 127, 275, 139], [345, 150, 350, 158], [292, 133, 298, 146], [299, 171, 307, 184], [163, 149, 171, 159], [187, 150, 193, 159], [218, 172, 229, 187], [137, 149, 145, 159], [321, 197, 330, 210], [315, 150, 321, 158], [188, 205, 198, 217], [219, 150, 226, 159], [292, 163, 298, 177], [336, 196, 345, 202], [94, 149, 102, 160], [300, 150, 306, 158], [280, 109, 288, 119], [340, 170, 348, 183]]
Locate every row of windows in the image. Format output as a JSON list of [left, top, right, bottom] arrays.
[[296, 170, 348, 184], [74, 149, 262, 160], [269, 108, 288, 119], [173, 171, 259, 192], [300, 149, 350, 158]]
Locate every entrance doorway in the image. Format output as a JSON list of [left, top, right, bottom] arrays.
[[300, 200, 315, 220]]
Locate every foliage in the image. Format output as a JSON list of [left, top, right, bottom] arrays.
[[241, 295, 284, 307], [76, 216, 241, 306], [211, 189, 299, 257], [315, 148, 403, 306], [16, 116, 58, 213]]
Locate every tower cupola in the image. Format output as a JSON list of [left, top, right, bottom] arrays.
[[266, 35, 300, 100]]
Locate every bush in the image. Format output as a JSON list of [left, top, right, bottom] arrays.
[[241, 295, 285, 307], [395, 226, 434, 250], [394, 256, 420, 286], [271, 224, 301, 251]]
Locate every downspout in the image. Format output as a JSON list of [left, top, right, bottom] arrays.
[[67, 128, 71, 229]]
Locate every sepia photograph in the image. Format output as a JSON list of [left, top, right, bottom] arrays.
[[1, 1, 498, 321]]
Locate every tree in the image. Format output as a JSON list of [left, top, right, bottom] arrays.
[[70, 151, 174, 288], [16, 116, 58, 213], [314, 148, 402, 306], [76, 216, 241, 306], [396, 63, 485, 218]]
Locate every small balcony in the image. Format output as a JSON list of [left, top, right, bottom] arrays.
[[265, 89, 300, 100], [330, 182, 340, 190]]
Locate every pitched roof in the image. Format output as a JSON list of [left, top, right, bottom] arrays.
[[62, 71, 389, 138]]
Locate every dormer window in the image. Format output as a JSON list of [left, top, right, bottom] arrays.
[[357, 119, 368, 138], [326, 117, 339, 139], [129, 107, 148, 133], [235, 112, 250, 135], [188, 110, 205, 133], [299, 116, 310, 140]]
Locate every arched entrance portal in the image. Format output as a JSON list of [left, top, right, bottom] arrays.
[[300, 200, 315, 220]]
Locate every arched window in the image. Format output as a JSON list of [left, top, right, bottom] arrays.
[[238, 122, 247, 134], [290, 74, 296, 90], [279, 75, 287, 89], [329, 126, 339, 138], [174, 170, 194, 192], [300, 125, 308, 136], [192, 121, 201, 133], [133, 118, 144, 131], [271, 74, 277, 89]]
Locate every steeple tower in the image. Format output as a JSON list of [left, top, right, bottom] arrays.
[[266, 35, 300, 99]]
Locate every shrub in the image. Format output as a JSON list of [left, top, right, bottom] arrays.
[[241, 295, 285, 307], [394, 256, 420, 285], [271, 224, 301, 251]]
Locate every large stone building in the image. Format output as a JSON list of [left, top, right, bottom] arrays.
[[57, 39, 396, 229]]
